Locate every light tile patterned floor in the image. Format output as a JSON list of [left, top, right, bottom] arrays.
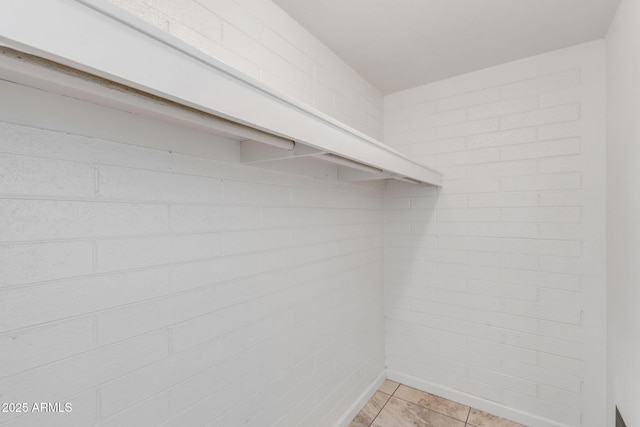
[[350, 380, 527, 427]]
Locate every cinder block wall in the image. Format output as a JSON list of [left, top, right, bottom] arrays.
[[1, 2, 389, 423], [383, 41, 607, 427], [0, 79, 386, 426], [108, 0, 384, 140], [0, 1, 616, 426]]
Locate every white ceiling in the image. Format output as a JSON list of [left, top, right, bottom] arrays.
[[273, 0, 620, 94]]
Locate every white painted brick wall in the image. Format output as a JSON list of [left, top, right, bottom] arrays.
[[108, 0, 383, 140], [0, 81, 385, 426], [383, 41, 606, 427]]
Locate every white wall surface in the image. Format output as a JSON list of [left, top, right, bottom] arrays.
[[0, 78, 386, 426], [383, 41, 607, 427], [107, 0, 383, 140], [606, 0, 640, 425]]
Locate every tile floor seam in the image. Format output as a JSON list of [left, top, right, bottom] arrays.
[[387, 394, 465, 422], [351, 380, 527, 427], [369, 392, 389, 426], [368, 396, 388, 427]]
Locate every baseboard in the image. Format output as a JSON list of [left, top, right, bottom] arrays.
[[333, 370, 386, 427], [386, 370, 568, 427]]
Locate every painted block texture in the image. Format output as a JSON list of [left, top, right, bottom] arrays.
[[0, 87, 385, 426], [107, 0, 383, 140], [383, 42, 606, 427]]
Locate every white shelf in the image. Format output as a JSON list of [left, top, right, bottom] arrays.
[[0, 0, 442, 186]]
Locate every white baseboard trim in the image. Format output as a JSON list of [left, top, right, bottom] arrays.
[[386, 370, 568, 427], [333, 371, 386, 427]]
